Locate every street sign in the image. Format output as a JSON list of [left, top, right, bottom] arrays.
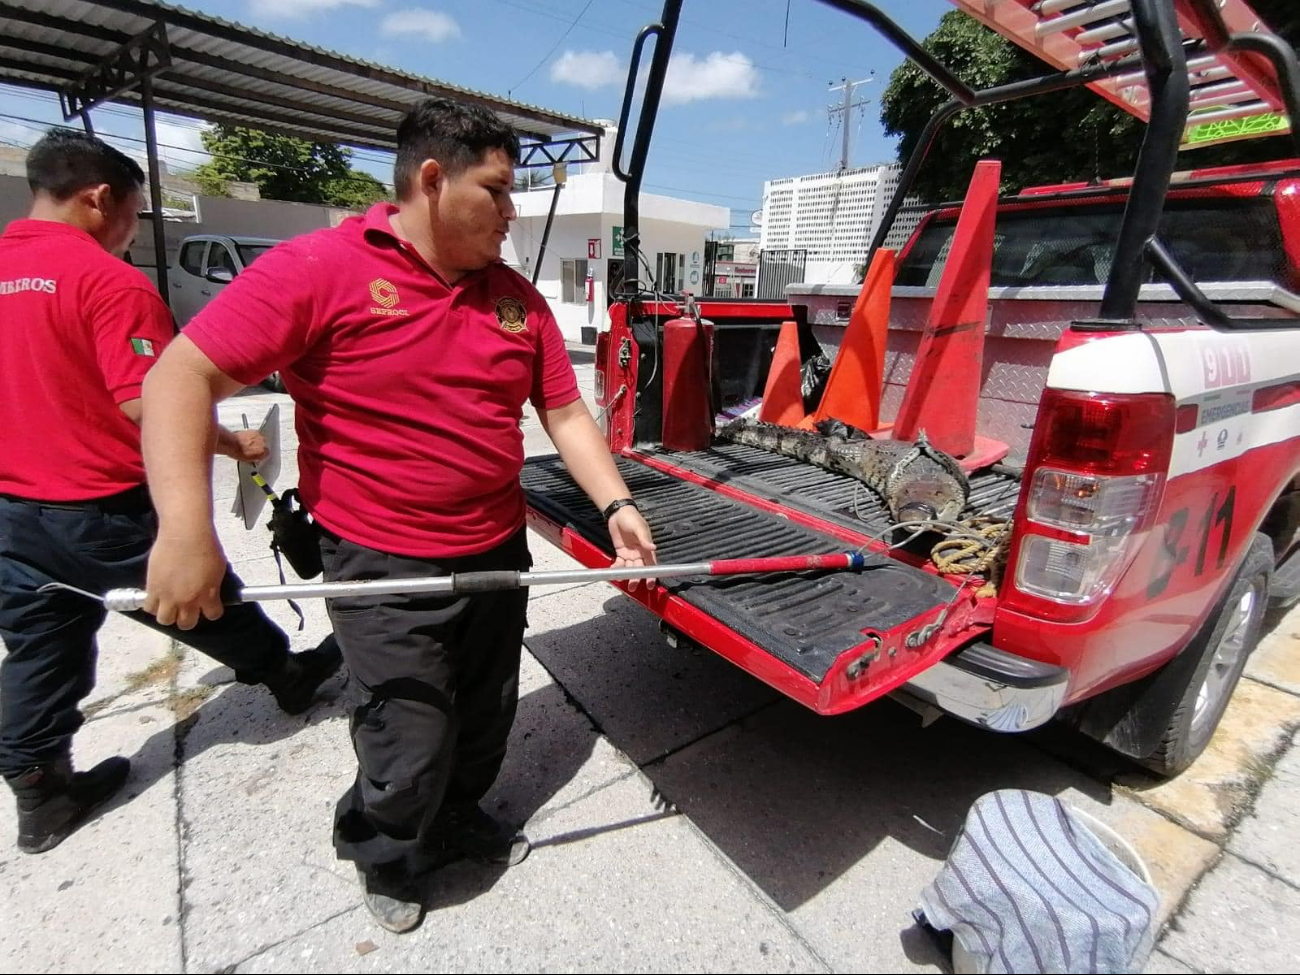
[[612, 225, 624, 258]]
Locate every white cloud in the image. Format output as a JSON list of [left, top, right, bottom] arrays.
[[782, 109, 812, 125], [550, 50, 623, 90], [154, 117, 212, 165], [662, 51, 760, 106], [379, 8, 463, 43], [251, 0, 379, 18]]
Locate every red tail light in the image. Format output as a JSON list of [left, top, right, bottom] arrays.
[[1030, 390, 1175, 476], [1007, 389, 1176, 622]]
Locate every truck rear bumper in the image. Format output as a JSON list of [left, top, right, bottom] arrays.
[[894, 642, 1070, 732]]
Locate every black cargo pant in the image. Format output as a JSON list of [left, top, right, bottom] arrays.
[[319, 526, 530, 877], [0, 489, 292, 778]]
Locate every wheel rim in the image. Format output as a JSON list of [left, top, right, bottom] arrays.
[[1191, 582, 1262, 738]]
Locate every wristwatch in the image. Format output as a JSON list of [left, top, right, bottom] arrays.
[[602, 498, 639, 521]]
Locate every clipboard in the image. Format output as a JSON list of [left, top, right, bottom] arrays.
[[231, 404, 281, 531]]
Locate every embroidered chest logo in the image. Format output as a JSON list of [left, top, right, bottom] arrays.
[[495, 296, 528, 333], [369, 278, 408, 317]]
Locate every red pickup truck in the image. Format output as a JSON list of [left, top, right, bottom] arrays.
[[522, 0, 1300, 776]]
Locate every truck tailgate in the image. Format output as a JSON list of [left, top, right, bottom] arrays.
[[521, 454, 964, 700]]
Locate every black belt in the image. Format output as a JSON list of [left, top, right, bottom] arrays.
[[0, 484, 152, 515]]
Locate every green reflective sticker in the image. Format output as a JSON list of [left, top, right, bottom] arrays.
[[1186, 112, 1289, 147]]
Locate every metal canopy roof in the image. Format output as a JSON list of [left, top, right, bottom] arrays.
[[0, 0, 604, 156]]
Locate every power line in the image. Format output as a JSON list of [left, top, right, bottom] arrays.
[[485, 0, 823, 81], [2, 110, 760, 205], [0, 83, 399, 168], [1, 109, 766, 206], [509, 0, 597, 96], [0, 112, 396, 190], [649, 149, 782, 180], [610, 0, 874, 79], [644, 181, 758, 203]]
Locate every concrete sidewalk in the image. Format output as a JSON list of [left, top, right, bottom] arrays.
[[2, 377, 1298, 973]]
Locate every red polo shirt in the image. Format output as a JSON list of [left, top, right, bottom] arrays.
[[0, 219, 174, 501], [183, 203, 580, 558]]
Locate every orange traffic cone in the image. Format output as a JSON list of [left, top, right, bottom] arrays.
[[894, 159, 1001, 458], [757, 320, 807, 427], [800, 248, 894, 433]]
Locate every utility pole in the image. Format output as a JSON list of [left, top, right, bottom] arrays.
[[827, 75, 874, 171]]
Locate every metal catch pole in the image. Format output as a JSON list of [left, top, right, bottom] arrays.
[[42, 553, 871, 613]]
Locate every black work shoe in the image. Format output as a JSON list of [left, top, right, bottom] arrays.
[[265, 634, 343, 715], [356, 865, 424, 934], [8, 756, 131, 854], [434, 804, 530, 867]]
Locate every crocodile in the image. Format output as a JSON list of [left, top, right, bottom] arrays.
[[716, 418, 970, 524]]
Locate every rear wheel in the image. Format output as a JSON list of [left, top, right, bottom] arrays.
[[1072, 533, 1272, 778]]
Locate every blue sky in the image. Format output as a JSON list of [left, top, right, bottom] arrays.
[[0, 0, 953, 232]]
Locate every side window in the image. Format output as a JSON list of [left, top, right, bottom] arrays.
[[1159, 199, 1284, 285], [179, 241, 205, 275], [896, 225, 954, 287], [898, 198, 1287, 290], [656, 252, 680, 292], [206, 244, 238, 276], [560, 258, 589, 304]]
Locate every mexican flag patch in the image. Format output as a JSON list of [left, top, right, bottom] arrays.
[[130, 337, 156, 357]]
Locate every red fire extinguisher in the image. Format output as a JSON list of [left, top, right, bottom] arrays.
[[661, 304, 715, 452], [586, 268, 595, 303]]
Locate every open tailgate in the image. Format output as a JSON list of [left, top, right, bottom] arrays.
[[521, 452, 988, 714]]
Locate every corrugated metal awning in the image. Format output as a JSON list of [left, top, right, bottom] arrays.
[[0, 0, 604, 152]]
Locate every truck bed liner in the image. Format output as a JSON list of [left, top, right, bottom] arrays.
[[646, 442, 1023, 537], [521, 453, 959, 683]]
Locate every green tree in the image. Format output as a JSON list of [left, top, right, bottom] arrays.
[[880, 0, 1298, 201], [192, 125, 390, 208], [319, 171, 390, 210]]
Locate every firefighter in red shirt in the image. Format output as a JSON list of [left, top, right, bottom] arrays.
[[142, 99, 658, 933], [0, 130, 341, 856]]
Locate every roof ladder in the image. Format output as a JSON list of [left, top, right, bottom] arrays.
[[947, 0, 1292, 148]]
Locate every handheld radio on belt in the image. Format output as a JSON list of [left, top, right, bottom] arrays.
[[263, 480, 324, 580], [237, 410, 322, 581]]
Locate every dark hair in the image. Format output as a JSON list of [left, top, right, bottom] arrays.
[[394, 97, 520, 198], [26, 128, 145, 201]]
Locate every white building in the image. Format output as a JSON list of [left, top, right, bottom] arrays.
[[759, 163, 923, 286], [709, 237, 760, 298], [503, 126, 729, 343]]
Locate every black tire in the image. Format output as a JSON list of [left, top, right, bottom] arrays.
[[1067, 532, 1273, 778], [1138, 532, 1273, 776], [1267, 548, 1300, 611]]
